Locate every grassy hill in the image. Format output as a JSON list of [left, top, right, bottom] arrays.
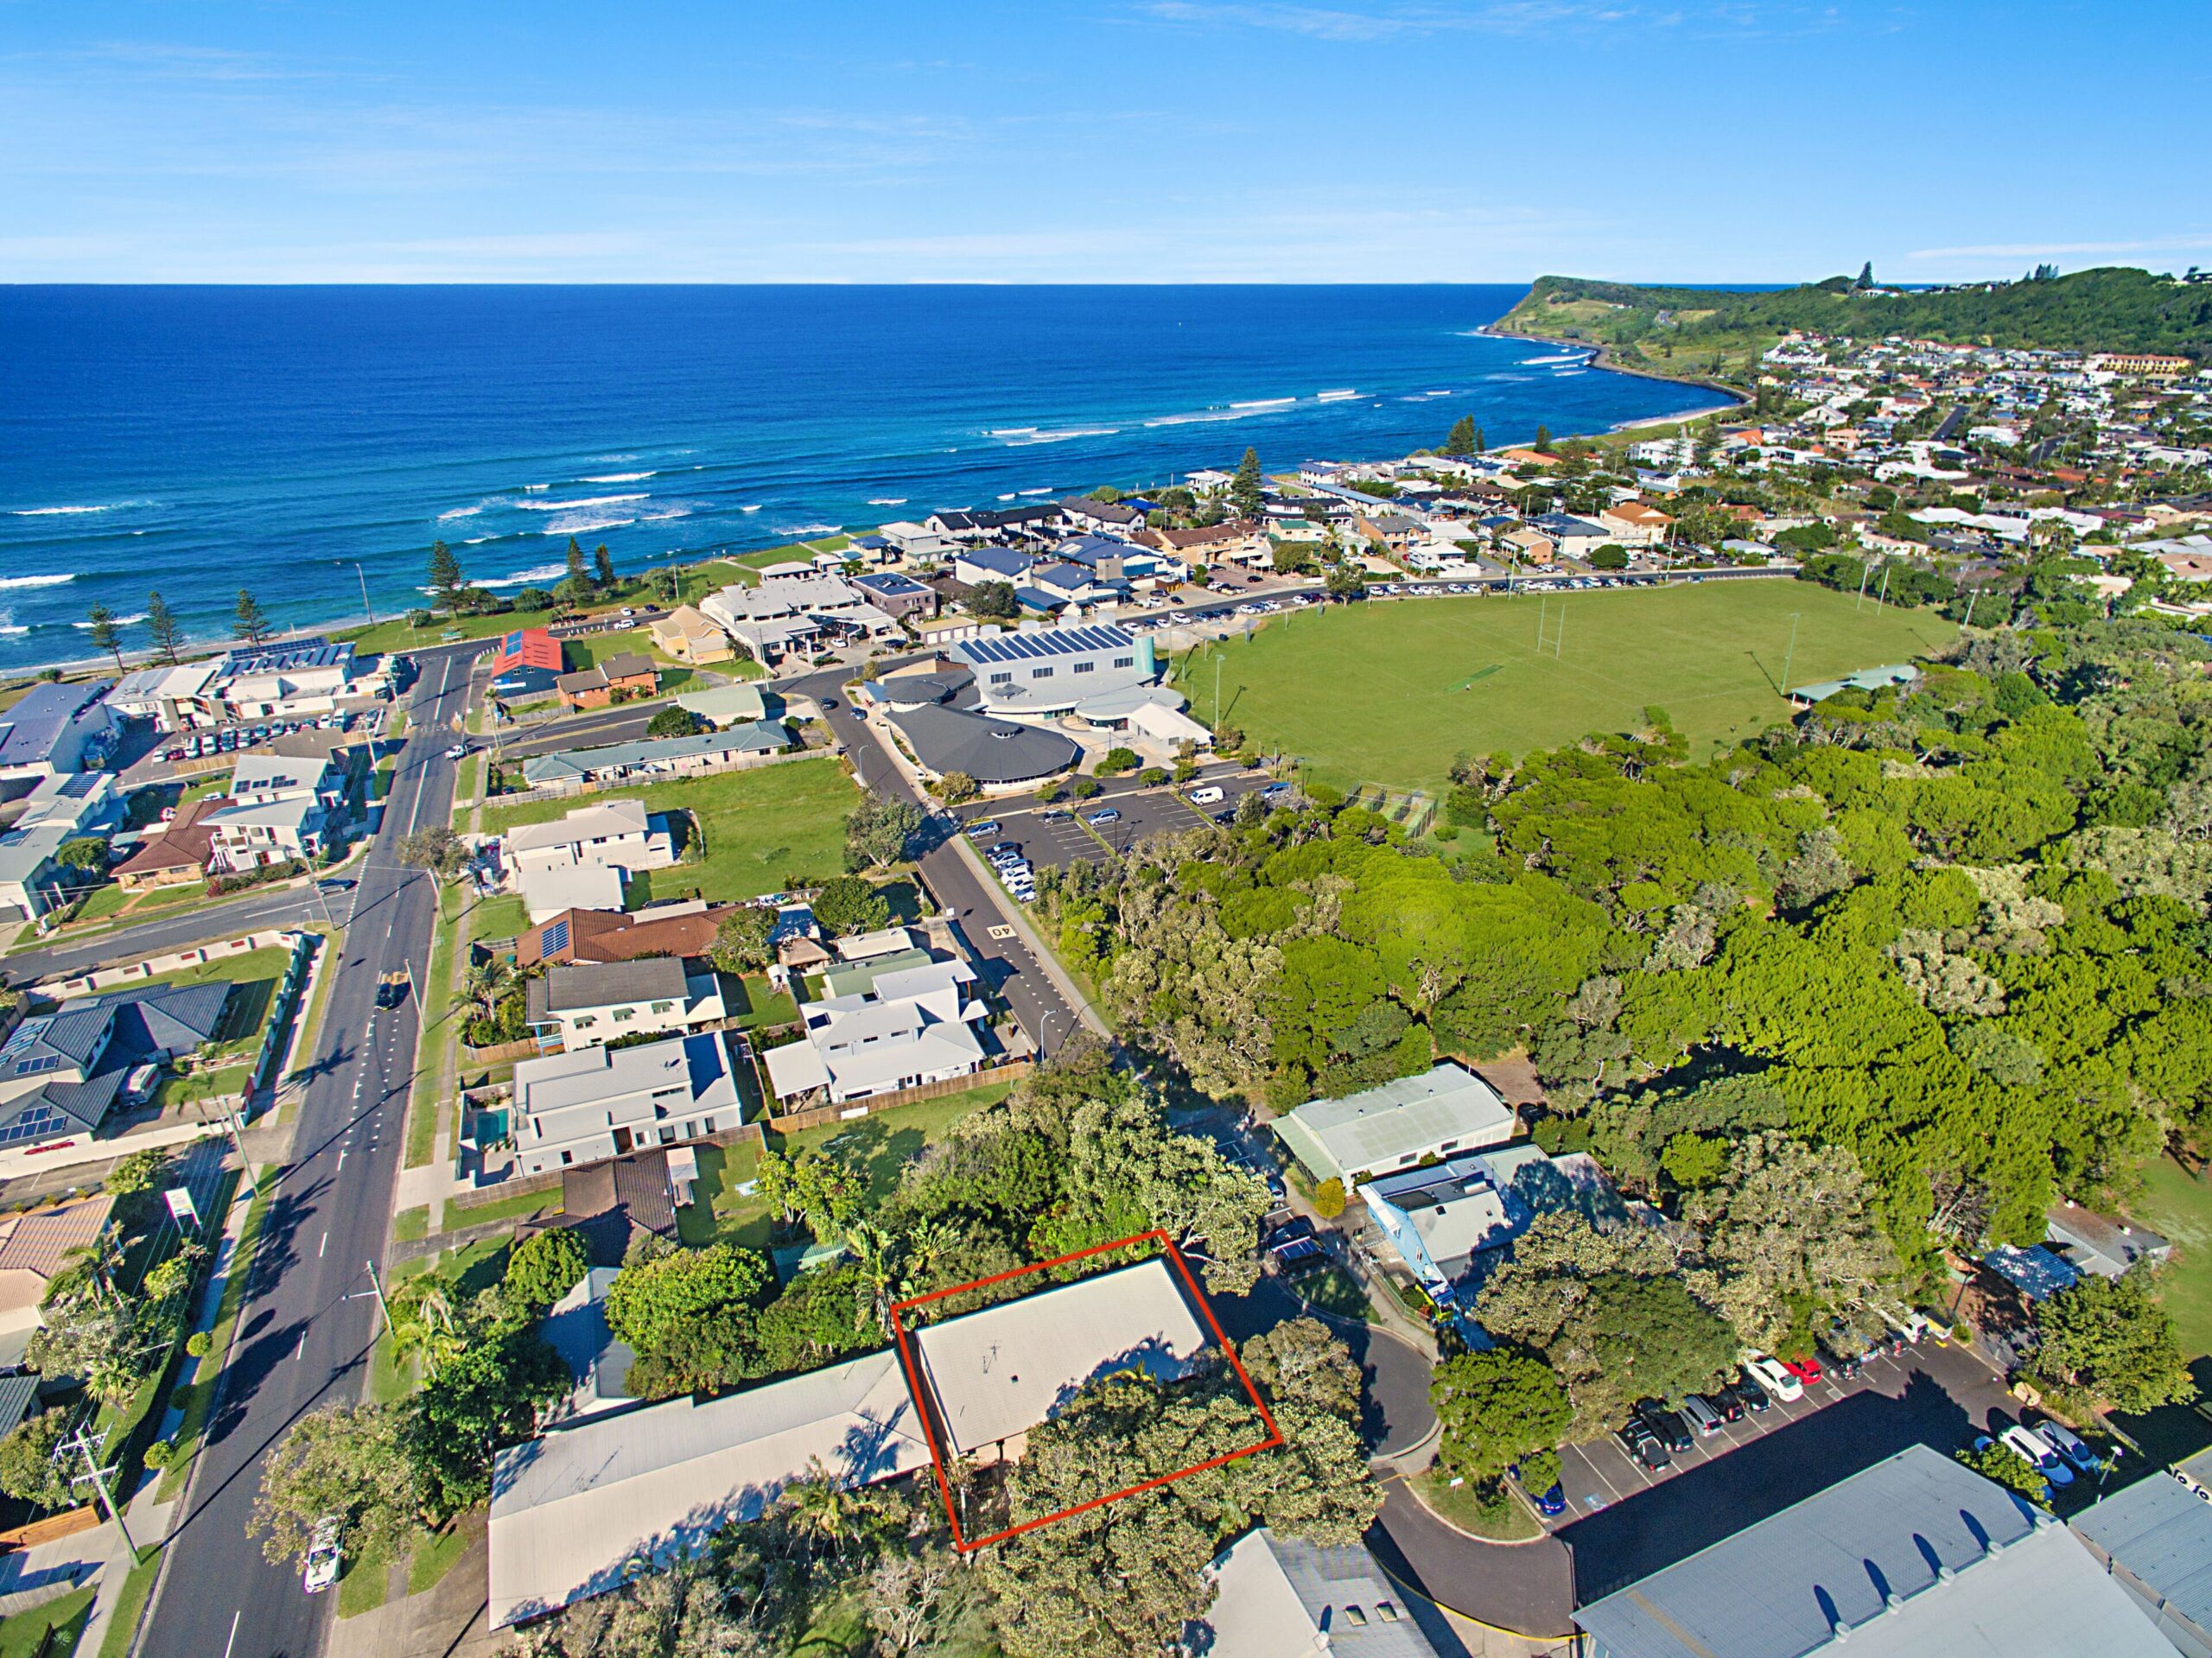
[[1176, 582, 1955, 793], [1497, 267, 2212, 388]]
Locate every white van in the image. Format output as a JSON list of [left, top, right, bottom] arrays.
[[1189, 785, 1224, 805]]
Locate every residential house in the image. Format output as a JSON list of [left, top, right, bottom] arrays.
[[0, 773, 120, 920], [0, 680, 115, 783], [0, 1192, 117, 1347], [1191, 1528, 1440, 1658], [673, 683, 769, 729], [1597, 501, 1674, 547], [524, 958, 728, 1053], [760, 956, 988, 1107], [504, 800, 675, 879], [537, 1266, 635, 1423], [645, 607, 736, 665], [556, 653, 658, 712], [202, 748, 349, 871], [852, 570, 936, 623], [1572, 1445, 2172, 1658], [951, 546, 1037, 589], [0, 982, 232, 1156], [698, 577, 899, 665], [2045, 1200, 2172, 1279], [1059, 496, 1146, 537], [560, 1147, 687, 1265], [511, 1031, 745, 1176], [1272, 1064, 1517, 1190], [111, 796, 221, 892], [1358, 1146, 1620, 1305], [518, 865, 626, 926], [486, 1348, 931, 1628], [517, 901, 738, 969], [1135, 521, 1266, 569], [1526, 513, 1617, 561], [482, 628, 568, 698], [518, 726, 789, 791], [877, 520, 959, 561], [1354, 511, 1428, 554], [911, 1258, 1211, 1464], [1500, 526, 1555, 566]]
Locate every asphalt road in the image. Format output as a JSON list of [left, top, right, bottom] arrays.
[[786, 664, 1088, 1058], [140, 645, 477, 1658], [4, 881, 361, 987], [956, 766, 1281, 872]]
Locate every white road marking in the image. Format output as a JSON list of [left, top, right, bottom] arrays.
[[296, 1331, 305, 1362], [318, 1230, 327, 1257], [222, 1610, 241, 1658]]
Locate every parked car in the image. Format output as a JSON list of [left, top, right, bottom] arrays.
[[1616, 1418, 1670, 1472], [966, 821, 1001, 837], [1728, 1375, 1770, 1415], [1706, 1385, 1745, 1423], [1087, 808, 1121, 824], [1743, 1352, 1803, 1402], [122, 1064, 162, 1106], [2001, 1424, 2074, 1486], [2033, 1418, 2102, 1476], [1972, 1433, 2050, 1502], [1782, 1354, 1824, 1387], [1637, 1402, 1694, 1455], [1037, 810, 1069, 823], [1509, 1464, 1568, 1517], [1680, 1394, 1725, 1437], [1189, 785, 1224, 805], [1817, 1331, 1866, 1379], [1260, 782, 1293, 799], [986, 842, 1021, 861], [303, 1516, 344, 1594]]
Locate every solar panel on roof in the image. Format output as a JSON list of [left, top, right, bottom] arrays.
[[543, 918, 570, 955]]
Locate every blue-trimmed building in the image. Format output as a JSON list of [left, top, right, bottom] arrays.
[[948, 623, 1159, 719]]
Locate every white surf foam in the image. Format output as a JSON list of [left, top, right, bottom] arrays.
[[76, 612, 145, 627], [0, 574, 76, 591], [580, 471, 656, 484], [867, 498, 908, 506], [10, 504, 139, 517], [482, 564, 568, 588], [543, 515, 637, 537], [514, 493, 647, 512], [1232, 397, 1296, 410]]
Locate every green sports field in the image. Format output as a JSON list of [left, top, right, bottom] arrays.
[[1175, 581, 1956, 793]]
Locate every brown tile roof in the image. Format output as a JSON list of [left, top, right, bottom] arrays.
[[0, 1192, 116, 1281], [561, 1151, 678, 1266], [111, 798, 220, 881], [517, 904, 737, 967]]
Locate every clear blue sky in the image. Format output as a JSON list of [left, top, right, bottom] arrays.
[[4, 1, 2207, 284]]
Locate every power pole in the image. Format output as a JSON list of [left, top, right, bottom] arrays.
[[62, 1426, 137, 1558], [1961, 588, 1980, 629], [1876, 565, 1891, 609], [1779, 612, 1801, 697], [360, 1259, 394, 1337], [1856, 560, 1872, 610]]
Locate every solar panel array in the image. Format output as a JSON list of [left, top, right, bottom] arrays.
[[543, 918, 571, 956], [955, 625, 1134, 667], [0, 1105, 70, 1147]]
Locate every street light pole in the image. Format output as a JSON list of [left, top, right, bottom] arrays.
[[340, 562, 377, 629], [62, 1427, 137, 1558]]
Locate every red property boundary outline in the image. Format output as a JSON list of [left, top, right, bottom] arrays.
[[887, 1229, 1285, 1553]]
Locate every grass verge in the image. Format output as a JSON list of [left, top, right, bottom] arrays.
[[159, 1172, 275, 1501], [1408, 1466, 1541, 1540], [0, 1586, 95, 1658]]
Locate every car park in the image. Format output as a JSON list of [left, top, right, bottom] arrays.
[[1743, 1352, 1802, 1402], [2000, 1424, 2073, 1485], [986, 842, 1021, 861]]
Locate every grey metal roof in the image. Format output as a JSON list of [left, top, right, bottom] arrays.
[[1573, 1445, 2171, 1658], [537, 957, 690, 1013], [882, 702, 1078, 785], [2073, 1473, 2212, 1635], [518, 726, 786, 785], [1278, 1064, 1514, 1179], [0, 1375, 38, 1439], [0, 679, 110, 768], [951, 623, 1134, 667]]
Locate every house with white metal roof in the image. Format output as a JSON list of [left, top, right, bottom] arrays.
[[760, 956, 986, 1107], [1273, 1063, 1516, 1188], [504, 800, 675, 879], [486, 1348, 929, 1628], [912, 1257, 1211, 1462], [1190, 1528, 1440, 1658], [511, 1032, 743, 1176]]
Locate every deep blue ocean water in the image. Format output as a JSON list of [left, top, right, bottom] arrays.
[[0, 285, 1724, 671]]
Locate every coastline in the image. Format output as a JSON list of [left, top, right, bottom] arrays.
[[1475, 320, 1749, 428], [4, 327, 1734, 684]]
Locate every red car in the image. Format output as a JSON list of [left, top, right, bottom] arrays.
[[1783, 1355, 1824, 1385]]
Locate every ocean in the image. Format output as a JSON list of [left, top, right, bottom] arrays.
[[0, 285, 1725, 673]]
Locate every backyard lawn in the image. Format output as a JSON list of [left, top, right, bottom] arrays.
[[2131, 1156, 2212, 1361], [1174, 581, 1957, 792], [479, 756, 860, 902], [678, 1079, 1014, 1253]]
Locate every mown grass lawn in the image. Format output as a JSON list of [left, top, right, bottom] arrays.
[[680, 1080, 1014, 1254], [2131, 1156, 2212, 1361], [479, 757, 859, 902], [1175, 581, 1956, 792], [0, 1585, 95, 1658]]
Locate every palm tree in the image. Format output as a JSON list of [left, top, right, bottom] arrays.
[[781, 1464, 872, 1563], [461, 957, 513, 1026]]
